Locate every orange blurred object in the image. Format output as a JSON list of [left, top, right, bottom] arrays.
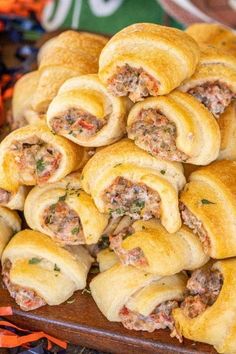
[[0, 0, 50, 18]]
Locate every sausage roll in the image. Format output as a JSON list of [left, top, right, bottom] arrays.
[[81, 139, 186, 233], [180, 160, 236, 258], [173, 259, 236, 354], [47, 74, 130, 147], [127, 91, 220, 165], [0, 123, 85, 191], [98, 23, 199, 102], [186, 23, 236, 56], [31, 31, 108, 115], [12, 71, 41, 128], [24, 172, 109, 245], [0, 206, 21, 257], [109, 219, 208, 275], [218, 102, 236, 160], [179, 47, 236, 118], [90, 264, 186, 340], [1, 229, 93, 311], [0, 185, 29, 211]]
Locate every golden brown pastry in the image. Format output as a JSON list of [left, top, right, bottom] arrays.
[[31, 31, 108, 115], [1, 229, 93, 311], [109, 219, 208, 275], [99, 23, 199, 102], [12, 71, 41, 127], [180, 160, 236, 259], [81, 139, 186, 233], [0, 206, 21, 257], [179, 46, 236, 118], [90, 263, 186, 340], [186, 23, 236, 56], [0, 123, 85, 192], [96, 248, 118, 272], [47, 74, 130, 147], [24, 172, 108, 245], [0, 185, 29, 211], [218, 102, 236, 160], [127, 90, 220, 165], [173, 259, 236, 354]]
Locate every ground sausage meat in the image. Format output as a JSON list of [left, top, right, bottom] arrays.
[[43, 200, 85, 244], [0, 188, 11, 204], [181, 268, 223, 318], [2, 260, 46, 311], [11, 136, 62, 184], [128, 109, 189, 161], [108, 64, 159, 102], [188, 81, 236, 118], [103, 177, 161, 220], [109, 227, 148, 266], [51, 108, 107, 138], [180, 203, 210, 252], [119, 300, 181, 341]]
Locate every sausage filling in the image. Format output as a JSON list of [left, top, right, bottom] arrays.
[[0, 188, 11, 204], [180, 203, 210, 252], [2, 260, 46, 311], [128, 109, 189, 161], [50, 108, 107, 138], [103, 177, 161, 220], [108, 64, 159, 102], [109, 227, 148, 266], [181, 268, 223, 318], [188, 81, 236, 118], [119, 300, 181, 341], [43, 199, 85, 244], [11, 136, 62, 184]]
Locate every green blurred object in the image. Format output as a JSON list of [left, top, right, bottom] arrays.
[[40, 0, 183, 34]]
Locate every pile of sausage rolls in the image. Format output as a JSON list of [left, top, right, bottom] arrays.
[[1, 22, 236, 353]]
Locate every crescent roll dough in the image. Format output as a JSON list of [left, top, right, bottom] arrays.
[[179, 46, 236, 118], [1, 229, 93, 311], [31, 31, 108, 114], [0, 206, 21, 257], [12, 71, 41, 127], [24, 172, 108, 245], [218, 102, 236, 160], [47, 74, 130, 147], [109, 219, 208, 275], [180, 160, 236, 259], [173, 259, 236, 354], [186, 23, 236, 56], [0, 185, 29, 211], [127, 91, 220, 165], [0, 123, 85, 192], [99, 23, 199, 102], [81, 139, 186, 233], [90, 264, 186, 339]]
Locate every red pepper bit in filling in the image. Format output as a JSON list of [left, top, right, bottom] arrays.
[[51, 108, 107, 138], [128, 108, 189, 162], [103, 177, 161, 220], [108, 64, 159, 102]]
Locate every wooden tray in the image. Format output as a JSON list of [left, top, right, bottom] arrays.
[[0, 279, 216, 354]]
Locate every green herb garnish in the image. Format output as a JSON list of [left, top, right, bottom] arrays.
[[98, 234, 110, 250], [130, 200, 145, 213], [201, 199, 215, 205], [160, 170, 166, 175], [36, 158, 45, 172], [90, 266, 100, 274], [54, 264, 60, 272], [29, 257, 41, 265], [58, 193, 67, 202], [71, 227, 80, 235]]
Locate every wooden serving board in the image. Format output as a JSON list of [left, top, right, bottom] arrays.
[[0, 279, 216, 354]]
